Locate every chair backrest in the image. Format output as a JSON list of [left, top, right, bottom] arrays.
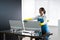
[[24, 20, 41, 31], [9, 20, 23, 30]]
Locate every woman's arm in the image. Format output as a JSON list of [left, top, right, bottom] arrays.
[[24, 15, 39, 20]]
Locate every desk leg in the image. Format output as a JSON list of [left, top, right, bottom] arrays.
[[3, 33, 5, 40], [30, 37, 33, 40], [18, 36, 23, 40]]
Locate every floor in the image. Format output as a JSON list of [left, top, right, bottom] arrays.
[[49, 26, 58, 40], [22, 26, 59, 40]]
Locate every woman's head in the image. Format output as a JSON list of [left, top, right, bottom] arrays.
[[39, 7, 46, 16]]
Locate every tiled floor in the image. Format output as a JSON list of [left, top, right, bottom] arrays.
[[22, 26, 59, 40]]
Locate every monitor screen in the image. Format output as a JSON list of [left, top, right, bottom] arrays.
[[24, 21, 41, 31]]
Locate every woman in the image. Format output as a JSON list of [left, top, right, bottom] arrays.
[[24, 7, 52, 40]]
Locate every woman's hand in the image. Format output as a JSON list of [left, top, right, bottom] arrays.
[[23, 18, 33, 22], [24, 18, 32, 20], [39, 22, 45, 26]]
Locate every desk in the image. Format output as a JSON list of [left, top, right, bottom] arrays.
[[0, 30, 52, 40]]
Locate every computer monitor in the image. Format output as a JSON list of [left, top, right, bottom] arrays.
[[9, 20, 23, 31], [24, 21, 41, 31]]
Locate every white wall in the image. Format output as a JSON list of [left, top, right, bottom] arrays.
[[35, 0, 49, 16], [22, 0, 35, 20], [48, 0, 60, 26]]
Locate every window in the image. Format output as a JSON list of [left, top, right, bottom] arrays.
[[22, 0, 60, 26]]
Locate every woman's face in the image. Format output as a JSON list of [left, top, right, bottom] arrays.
[[39, 10, 44, 16]]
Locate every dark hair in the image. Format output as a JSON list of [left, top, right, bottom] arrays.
[[39, 7, 46, 14]]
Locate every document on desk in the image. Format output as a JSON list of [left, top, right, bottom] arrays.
[[22, 30, 34, 36], [21, 30, 42, 36]]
